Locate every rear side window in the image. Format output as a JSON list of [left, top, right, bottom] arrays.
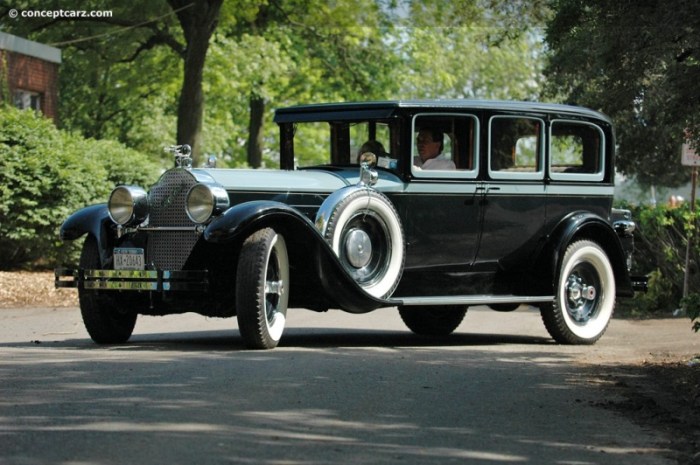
[[488, 116, 544, 180], [549, 120, 605, 181]]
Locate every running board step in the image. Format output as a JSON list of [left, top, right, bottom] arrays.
[[388, 295, 554, 306]]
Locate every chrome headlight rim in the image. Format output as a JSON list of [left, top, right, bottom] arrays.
[[186, 183, 230, 224], [108, 185, 148, 226]]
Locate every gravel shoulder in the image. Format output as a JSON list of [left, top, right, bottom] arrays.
[[0, 271, 77, 308]]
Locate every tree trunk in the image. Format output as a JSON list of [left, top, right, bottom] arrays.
[[247, 95, 265, 168], [168, 0, 223, 165]]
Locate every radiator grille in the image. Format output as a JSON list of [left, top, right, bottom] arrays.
[[146, 169, 199, 271]]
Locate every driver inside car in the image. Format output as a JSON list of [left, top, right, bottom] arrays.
[[413, 127, 456, 170]]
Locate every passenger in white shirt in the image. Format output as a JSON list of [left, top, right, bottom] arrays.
[[413, 128, 456, 170]]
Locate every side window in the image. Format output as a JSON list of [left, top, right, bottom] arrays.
[[293, 121, 331, 166], [411, 113, 479, 178], [550, 121, 605, 181], [489, 116, 544, 180]]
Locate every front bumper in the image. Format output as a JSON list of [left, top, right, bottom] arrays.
[[55, 268, 209, 292]]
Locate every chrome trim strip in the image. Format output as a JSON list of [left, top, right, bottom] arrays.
[[390, 295, 554, 306], [136, 226, 199, 232]]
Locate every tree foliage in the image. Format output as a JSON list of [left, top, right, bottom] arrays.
[[544, 0, 700, 188], [0, 0, 550, 168]]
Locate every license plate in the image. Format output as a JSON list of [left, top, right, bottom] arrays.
[[114, 248, 145, 271]]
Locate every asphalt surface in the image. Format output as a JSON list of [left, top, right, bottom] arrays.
[[1, 305, 698, 465]]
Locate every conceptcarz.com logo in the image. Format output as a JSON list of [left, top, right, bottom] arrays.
[[8, 9, 113, 19]]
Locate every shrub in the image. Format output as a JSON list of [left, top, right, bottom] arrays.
[[620, 201, 700, 331], [0, 106, 161, 269]]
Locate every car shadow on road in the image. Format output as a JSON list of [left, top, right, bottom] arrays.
[[0, 328, 555, 352]]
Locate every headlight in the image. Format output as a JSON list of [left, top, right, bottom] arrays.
[[108, 186, 148, 226], [186, 183, 230, 224]]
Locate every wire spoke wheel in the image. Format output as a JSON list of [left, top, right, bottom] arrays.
[[541, 240, 615, 344]]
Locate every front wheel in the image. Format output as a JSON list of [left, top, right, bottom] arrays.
[[78, 236, 137, 344], [398, 305, 468, 336], [236, 228, 290, 350], [540, 240, 615, 344]]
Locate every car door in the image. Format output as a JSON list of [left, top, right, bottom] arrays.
[[389, 113, 483, 296], [475, 115, 547, 272]]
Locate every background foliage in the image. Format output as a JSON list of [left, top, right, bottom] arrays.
[[617, 202, 700, 330], [0, 106, 161, 269]]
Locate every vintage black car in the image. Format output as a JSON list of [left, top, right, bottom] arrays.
[[56, 100, 647, 349]]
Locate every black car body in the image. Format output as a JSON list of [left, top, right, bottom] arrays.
[[56, 100, 647, 349]]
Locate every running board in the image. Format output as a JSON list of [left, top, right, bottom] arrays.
[[388, 295, 554, 307]]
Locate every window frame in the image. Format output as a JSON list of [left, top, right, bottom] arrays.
[[548, 119, 606, 182], [410, 112, 480, 179], [487, 115, 545, 181]]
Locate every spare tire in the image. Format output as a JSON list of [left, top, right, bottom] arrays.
[[318, 187, 404, 299]]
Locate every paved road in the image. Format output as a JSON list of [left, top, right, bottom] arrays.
[[1, 305, 698, 465]]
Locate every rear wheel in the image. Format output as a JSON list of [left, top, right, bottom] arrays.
[[540, 240, 615, 344], [79, 236, 137, 344], [236, 228, 289, 350], [398, 305, 468, 336]]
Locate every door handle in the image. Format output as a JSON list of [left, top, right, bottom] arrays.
[[480, 186, 500, 206], [465, 186, 486, 205]]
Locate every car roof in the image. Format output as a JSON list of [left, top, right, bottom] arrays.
[[273, 100, 612, 124]]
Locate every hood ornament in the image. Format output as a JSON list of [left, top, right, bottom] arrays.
[[165, 144, 192, 168]]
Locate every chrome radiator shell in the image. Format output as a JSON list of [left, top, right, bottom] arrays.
[[146, 169, 200, 271]]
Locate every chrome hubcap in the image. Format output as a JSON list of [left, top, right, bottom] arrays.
[[566, 273, 598, 322], [345, 228, 372, 268]]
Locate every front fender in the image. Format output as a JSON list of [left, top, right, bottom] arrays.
[[59, 204, 114, 267], [203, 201, 316, 244], [203, 200, 390, 313]]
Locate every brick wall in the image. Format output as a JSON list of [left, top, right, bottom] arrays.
[[1, 50, 59, 122]]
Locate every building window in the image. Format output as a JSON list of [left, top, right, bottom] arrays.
[[13, 89, 41, 112]]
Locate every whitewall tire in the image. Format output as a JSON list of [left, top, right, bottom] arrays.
[[541, 240, 615, 344], [321, 188, 404, 299]]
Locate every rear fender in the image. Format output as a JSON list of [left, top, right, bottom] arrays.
[[538, 211, 633, 297]]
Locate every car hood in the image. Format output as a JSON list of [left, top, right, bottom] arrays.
[[194, 167, 402, 193]]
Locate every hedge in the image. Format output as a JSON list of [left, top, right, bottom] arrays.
[[0, 106, 161, 269], [620, 202, 700, 331]]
